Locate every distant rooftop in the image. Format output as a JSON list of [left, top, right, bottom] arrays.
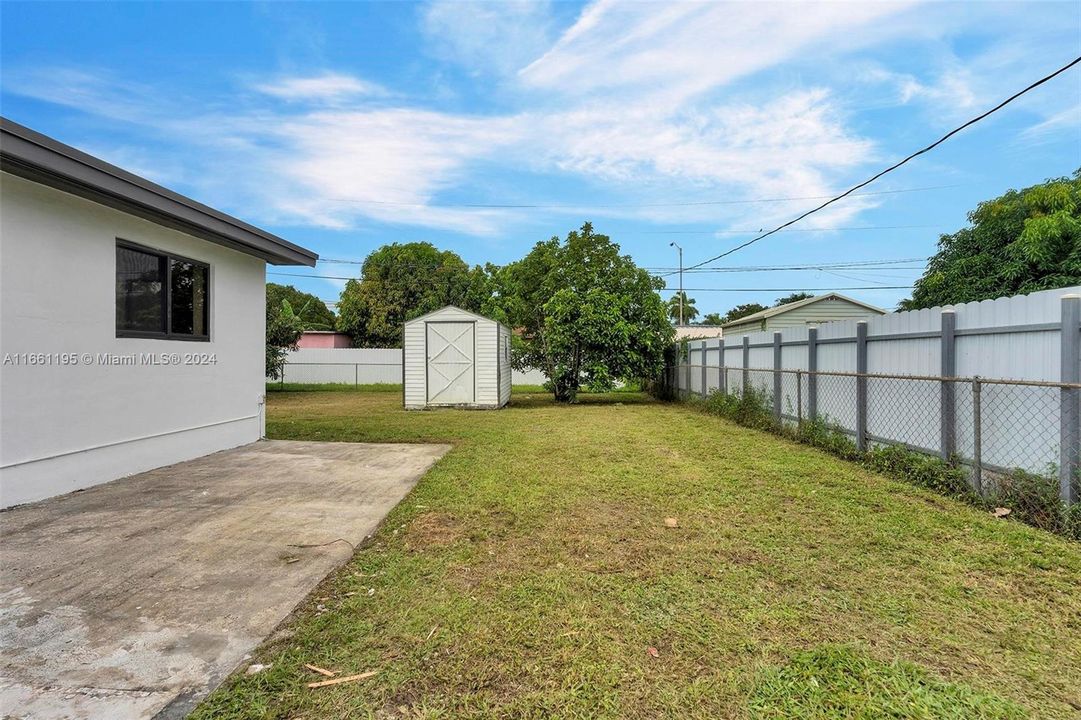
[[720, 293, 885, 329]]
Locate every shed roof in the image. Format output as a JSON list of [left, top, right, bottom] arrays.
[[405, 305, 504, 327], [720, 292, 886, 329], [0, 117, 317, 266]]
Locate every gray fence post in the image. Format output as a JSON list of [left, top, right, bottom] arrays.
[[807, 327, 818, 421], [796, 371, 803, 426], [676, 341, 683, 397], [773, 332, 782, 422], [742, 336, 750, 399], [855, 321, 868, 451], [683, 341, 691, 398], [1061, 294, 1080, 505], [940, 310, 956, 460], [719, 340, 726, 395], [972, 376, 983, 495], [701, 340, 708, 398]]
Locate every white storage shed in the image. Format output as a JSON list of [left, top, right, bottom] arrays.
[[403, 306, 511, 409]]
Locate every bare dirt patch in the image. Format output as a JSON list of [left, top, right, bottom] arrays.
[[405, 512, 465, 550]]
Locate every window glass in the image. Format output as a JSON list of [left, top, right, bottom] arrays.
[[116, 245, 165, 332], [170, 259, 208, 336]]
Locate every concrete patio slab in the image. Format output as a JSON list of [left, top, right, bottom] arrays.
[[0, 439, 450, 720]]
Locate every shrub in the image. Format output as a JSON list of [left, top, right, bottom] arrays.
[[865, 445, 973, 501], [991, 468, 1075, 537], [701, 385, 776, 432], [1066, 501, 1081, 542], [796, 418, 861, 462]]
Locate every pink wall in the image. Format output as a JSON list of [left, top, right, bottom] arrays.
[[297, 331, 353, 349]]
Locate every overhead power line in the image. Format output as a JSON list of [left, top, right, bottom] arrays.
[[660, 286, 911, 292], [272, 257, 929, 283], [645, 257, 927, 272], [271, 272, 360, 281], [310, 286, 912, 305], [669, 266, 926, 273], [315, 256, 929, 270], [673, 55, 1081, 276], [632, 224, 938, 235], [319, 183, 959, 210]]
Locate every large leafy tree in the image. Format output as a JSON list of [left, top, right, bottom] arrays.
[[265, 283, 336, 330], [700, 312, 725, 325], [666, 291, 699, 323], [337, 242, 490, 347], [722, 302, 767, 323], [900, 172, 1081, 310], [494, 223, 673, 403]]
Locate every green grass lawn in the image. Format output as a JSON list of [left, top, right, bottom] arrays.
[[195, 390, 1081, 719]]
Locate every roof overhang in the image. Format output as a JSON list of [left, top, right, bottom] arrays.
[[0, 117, 317, 267]]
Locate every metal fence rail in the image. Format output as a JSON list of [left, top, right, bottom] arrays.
[[670, 363, 1078, 504], [671, 288, 1081, 505]]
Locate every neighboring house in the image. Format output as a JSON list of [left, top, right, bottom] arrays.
[[297, 330, 352, 349], [0, 118, 317, 508], [675, 325, 724, 341], [720, 293, 886, 336]]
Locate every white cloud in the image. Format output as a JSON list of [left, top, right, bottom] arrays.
[[497, 86, 880, 229], [1021, 102, 1081, 144], [263, 108, 523, 233], [1, 62, 879, 235], [421, 0, 555, 76], [520, 1, 916, 103], [9, 0, 1073, 244], [253, 72, 387, 102]]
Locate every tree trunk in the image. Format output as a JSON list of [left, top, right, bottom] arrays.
[[552, 370, 577, 403], [553, 344, 581, 403]]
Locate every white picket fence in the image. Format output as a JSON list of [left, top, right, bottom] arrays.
[[675, 286, 1081, 502], [280, 348, 548, 386]]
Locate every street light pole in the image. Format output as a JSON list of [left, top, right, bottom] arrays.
[[670, 242, 683, 325]]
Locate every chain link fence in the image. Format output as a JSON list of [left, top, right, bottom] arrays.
[[667, 363, 1079, 505]]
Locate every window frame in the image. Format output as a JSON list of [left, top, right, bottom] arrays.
[[115, 239, 211, 342]]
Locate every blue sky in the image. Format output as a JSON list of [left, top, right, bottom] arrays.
[[2, 1, 1079, 317]]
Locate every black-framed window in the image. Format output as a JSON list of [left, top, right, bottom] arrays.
[[116, 241, 209, 340]]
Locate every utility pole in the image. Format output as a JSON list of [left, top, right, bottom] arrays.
[[670, 241, 683, 325]]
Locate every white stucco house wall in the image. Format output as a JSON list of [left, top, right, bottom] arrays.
[[0, 118, 318, 508]]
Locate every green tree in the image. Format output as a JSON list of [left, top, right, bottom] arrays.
[[700, 312, 725, 325], [494, 222, 673, 403], [265, 283, 336, 330], [722, 302, 767, 323], [337, 242, 490, 347], [666, 291, 698, 323], [774, 292, 815, 306], [265, 299, 304, 380], [900, 172, 1081, 310]]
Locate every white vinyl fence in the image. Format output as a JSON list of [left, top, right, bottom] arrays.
[[674, 286, 1081, 503], [280, 348, 548, 386]]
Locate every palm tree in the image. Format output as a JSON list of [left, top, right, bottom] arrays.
[[666, 292, 698, 324]]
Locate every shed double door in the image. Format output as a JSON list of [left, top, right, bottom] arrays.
[[426, 321, 475, 404]]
